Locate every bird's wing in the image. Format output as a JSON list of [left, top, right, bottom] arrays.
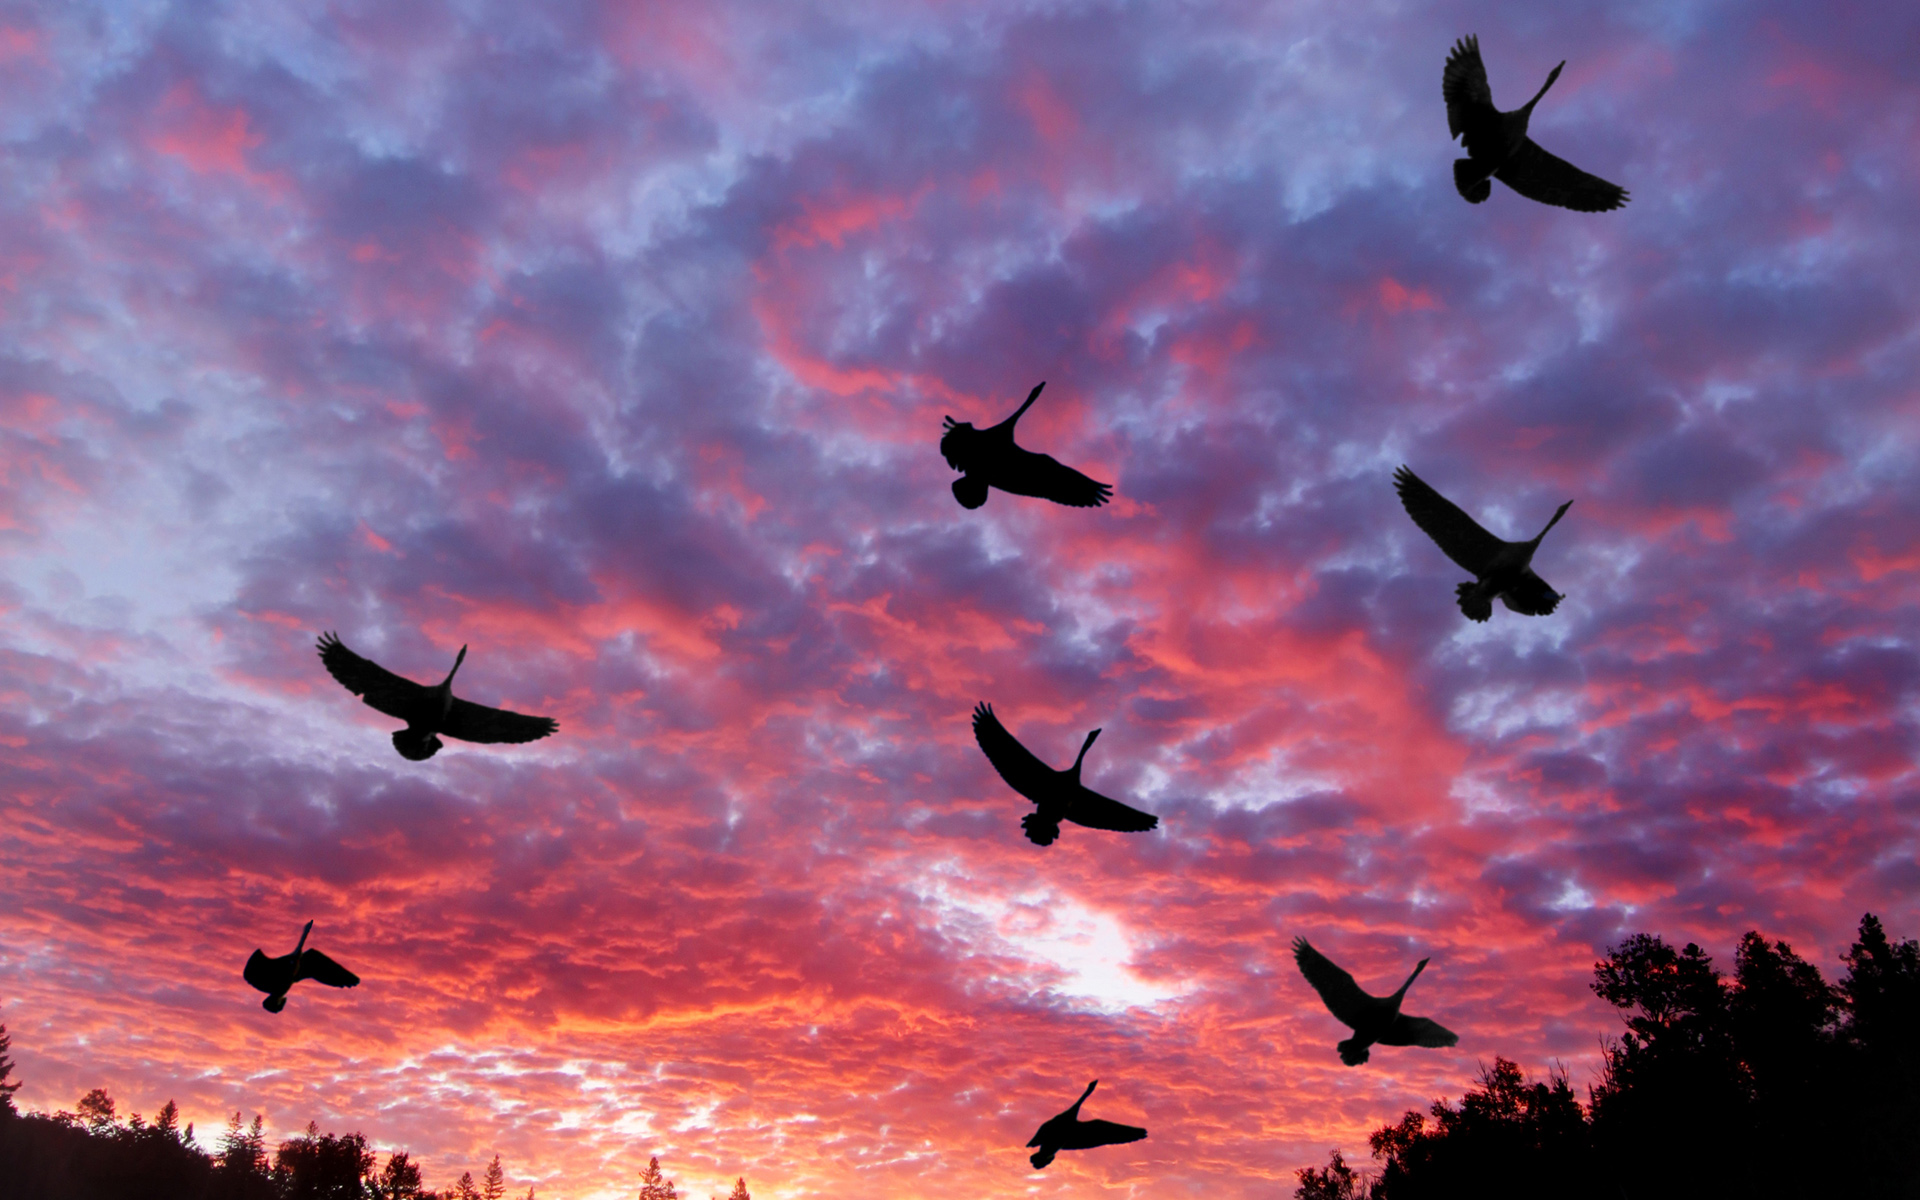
[[1495, 138, 1629, 212], [973, 703, 1055, 801], [295, 950, 361, 989], [939, 419, 975, 471], [1293, 938, 1381, 1030], [1394, 466, 1507, 575], [1380, 1013, 1459, 1048], [1002, 449, 1113, 508], [1067, 788, 1160, 833], [1500, 569, 1562, 616], [317, 632, 427, 721], [441, 698, 559, 744], [1442, 35, 1494, 141], [1075, 1119, 1148, 1148], [242, 949, 282, 994]]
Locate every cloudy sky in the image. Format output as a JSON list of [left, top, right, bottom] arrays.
[[2, 0, 1917, 1196]]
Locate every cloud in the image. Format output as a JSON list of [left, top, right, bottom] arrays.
[[1, 0, 1918, 1196]]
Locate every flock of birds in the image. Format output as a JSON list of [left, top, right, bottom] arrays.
[[244, 38, 1619, 1172]]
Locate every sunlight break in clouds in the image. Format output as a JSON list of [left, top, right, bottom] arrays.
[[2, 0, 1919, 1197]]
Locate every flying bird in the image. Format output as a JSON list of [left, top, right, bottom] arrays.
[[317, 631, 558, 761], [940, 382, 1113, 510], [1443, 35, 1628, 212], [1393, 466, 1573, 622], [971, 703, 1159, 846], [244, 920, 360, 1013], [1026, 1080, 1147, 1170], [1293, 937, 1458, 1066]]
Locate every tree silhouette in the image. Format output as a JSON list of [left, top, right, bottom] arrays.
[[714, 1179, 750, 1200], [637, 1155, 679, 1200], [370, 1151, 427, 1199], [274, 1123, 376, 1200], [483, 1154, 508, 1200], [1838, 914, 1920, 1198], [1367, 1059, 1599, 1198], [0, 1020, 20, 1117], [451, 1169, 482, 1200], [1296, 916, 1920, 1200], [1295, 1150, 1367, 1200], [74, 1088, 117, 1134]]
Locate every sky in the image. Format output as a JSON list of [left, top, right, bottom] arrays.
[[1, 0, 1917, 1196]]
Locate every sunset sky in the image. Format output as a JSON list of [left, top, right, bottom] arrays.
[[3, 0, 1918, 1196]]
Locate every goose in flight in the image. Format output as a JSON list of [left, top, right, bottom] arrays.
[[1026, 1080, 1147, 1170], [1393, 466, 1572, 622], [1444, 35, 1628, 212], [317, 632, 558, 760], [244, 921, 360, 1013], [1293, 938, 1458, 1066], [941, 382, 1113, 509], [971, 703, 1158, 846]]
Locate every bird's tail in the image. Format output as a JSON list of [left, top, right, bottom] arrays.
[[1022, 812, 1061, 846], [953, 475, 990, 509], [1453, 159, 1492, 204], [1456, 582, 1493, 622], [1337, 1038, 1371, 1066]]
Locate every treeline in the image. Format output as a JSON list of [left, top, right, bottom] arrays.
[[0, 1028, 750, 1200], [1297, 913, 1920, 1199]]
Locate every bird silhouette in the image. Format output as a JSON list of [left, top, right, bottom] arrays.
[[243, 920, 360, 1013], [972, 703, 1158, 846], [1393, 466, 1573, 622], [1444, 35, 1628, 212], [1026, 1080, 1147, 1170], [317, 632, 558, 760], [940, 382, 1113, 509], [1293, 937, 1458, 1066]]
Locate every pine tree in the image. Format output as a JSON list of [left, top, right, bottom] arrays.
[[715, 1178, 750, 1200], [372, 1151, 426, 1199], [0, 1020, 20, 1116], [452, 1169, 482, 1200], [637, 1155, 679, 1200], [482, 1154, 507, 1200]]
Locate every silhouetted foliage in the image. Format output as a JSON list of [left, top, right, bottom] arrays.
[[1295, 1150, 1367, 1200], [636, 1155, 679, 1200], [1298, 914, 1920, 1200], [713, 1179, 749, 1200], [480, 1155, 506, 1200], [274, 1122, 376, 1200], [450, 1170, 481, 1200], [0, 1021, 22, 1117], [369, 1151, 427, 1200], [1368, 1059, 1600, 1199]]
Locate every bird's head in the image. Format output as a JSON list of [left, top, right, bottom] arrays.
[[1071, 728, 1102, 775], [263, 995, 288, 1014], [393, 729, 443, 761]]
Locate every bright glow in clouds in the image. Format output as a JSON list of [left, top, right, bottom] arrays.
[[2, 0, 1919, 1197]]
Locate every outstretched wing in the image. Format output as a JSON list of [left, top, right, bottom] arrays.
[[1075, 1119, 1148, 1149], [1500, 569, 1562, 616], [1495, 138, 1629, 212], [242, 949, 284, 995], [1293, 938, 1381, 1031], [1067, 788, 1159, 834], [973, 703, 1055, 802], [295, 950, 361, 989], [317, 632, 426, 721], [1001, 449, 1113, 508], [1380, 1013, 1458, 1049], [1394, 466, 1507, 575], [441, 698, 559, 744], [1443, 35, 1494, 142]]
